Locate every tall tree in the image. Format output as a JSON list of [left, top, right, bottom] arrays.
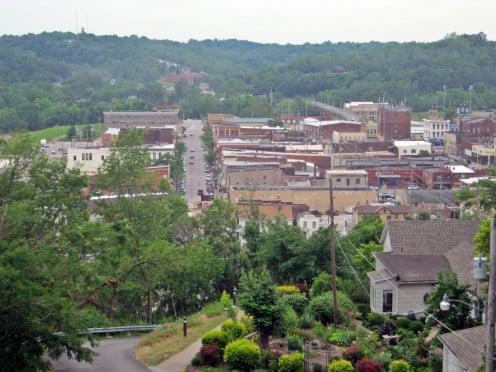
[[0, 132, 95, 370]]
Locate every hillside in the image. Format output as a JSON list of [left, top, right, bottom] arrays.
[[0, 31, 495, 132]]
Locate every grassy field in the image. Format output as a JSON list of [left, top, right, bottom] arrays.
[[27, 123, 105, 145], [135, 302, 230, 367]]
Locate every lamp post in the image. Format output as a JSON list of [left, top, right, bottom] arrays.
[[440, 293, 480, 319]]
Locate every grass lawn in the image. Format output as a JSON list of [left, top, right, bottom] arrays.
[[26, 123, 105, 145], [135, 302, 230, 367]]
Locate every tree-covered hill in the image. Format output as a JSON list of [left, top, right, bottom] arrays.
[[1, 31, 496, 133]]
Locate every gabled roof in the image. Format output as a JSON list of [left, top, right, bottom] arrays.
[[374, 253, 449, 283], [405, 189, 457, 204], [438, 325, 485, 371], [380, 220, 479, 256], [356, 204, 412, 215]]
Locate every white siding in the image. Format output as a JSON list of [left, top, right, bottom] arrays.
[[397, 284, 432, 316]]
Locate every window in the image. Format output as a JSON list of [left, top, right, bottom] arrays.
[[312, 221, 316, 228], [383, 290, 393, 312], [355, 178, 360, 184], [303, 221, 307, 229]]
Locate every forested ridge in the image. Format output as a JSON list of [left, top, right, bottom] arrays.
[[0, 31, 495, 132]]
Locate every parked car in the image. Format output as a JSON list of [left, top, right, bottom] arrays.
[[408, 184, 419, 190]]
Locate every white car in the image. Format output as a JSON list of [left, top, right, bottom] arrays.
[[407, 184, 419, 190]]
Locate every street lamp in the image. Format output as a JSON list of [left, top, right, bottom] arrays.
[[439, 293, 479, 315]]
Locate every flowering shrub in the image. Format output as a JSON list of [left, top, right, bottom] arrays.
[[355, 358, 383, 372], [199, 344, 221, 367], [342, 345, 364, 365]]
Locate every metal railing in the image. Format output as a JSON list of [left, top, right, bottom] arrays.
[[86, 325, 160, 335]]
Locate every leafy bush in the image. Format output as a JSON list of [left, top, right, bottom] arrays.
[[328, 329, 358, 347], [356, 303, 370, 318], [328, 359, 354, 372], [201, 329, 229, 351], [281, 307, 300, 336], [221, 319, 247, 341], [396, 317, 411, 329], [408, 320, 424, 334], [355, 358, 383, 372], [200, 344, 221, 366], [342, 345, 364, 365], [287, 335, 303, 352], [364, 313, 386, 329], [240, 314, 255, 333], [298, 312, 315, 329], [308, 291, 356, 325], [389, 360, 410, 372], [311, 272, 333, 297], [277, 285, 300, 295], [191, 352, 201, 366], [224, 339, 261, 371], [259, 349, 281, 371], [280, 293, 309, 316], [278, 353, 304, 372]]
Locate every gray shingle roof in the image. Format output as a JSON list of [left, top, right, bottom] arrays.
[[382, 220, 480, 256], [375, 253, 450, 282], [438, 325, 485, 371]]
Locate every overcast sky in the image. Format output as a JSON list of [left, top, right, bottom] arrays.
[[3, 0, 496, 45]]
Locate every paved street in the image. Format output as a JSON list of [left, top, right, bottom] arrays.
[[181, 119, 208, 205], [50, 337, 149, 372]]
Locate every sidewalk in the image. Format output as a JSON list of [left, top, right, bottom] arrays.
[[148, 324, 223, 372], [148, 336, 203, 372]]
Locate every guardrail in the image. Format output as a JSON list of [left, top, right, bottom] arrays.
[[86, 325, 160, 334]]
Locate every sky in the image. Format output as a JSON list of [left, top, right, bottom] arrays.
[[3, 0, 496, 45]]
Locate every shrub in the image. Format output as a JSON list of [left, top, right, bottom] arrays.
[[201, 330, 229, 351], [308, 292, 357, 325], [298, 312, 315, 329], [342, 345, 364, 365], [356, 303, 370, 317], [200, 344, 221, 366], [396, 317, 411, 330], [240, 314, 255, 333], [191, 352, 201, 367], [311, 272, 333, 297], [221, 319, 247, 341], [281, 307, 300, 336], [408, 320, 424, 334], [287, 335, 303, 352], [365, 313, 386, 329], [280, 293, 309, 316], [224, 338, 261, 371], [328, 359, 354, 372], [278, 353, 304, 372], [277, 285, 300, 295], [355, 358, 383, 372], [259, 349, 281, 371], [389, 360, 410, 372]]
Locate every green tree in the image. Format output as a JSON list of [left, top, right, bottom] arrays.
[[0, 132, 95, 370], [237, 268, 284, 349], [424, 270, 481, 332]]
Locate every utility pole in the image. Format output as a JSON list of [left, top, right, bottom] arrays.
[[486, 214, 496, 372], [329, 180, 339, 325]]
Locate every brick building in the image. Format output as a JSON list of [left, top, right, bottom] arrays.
[[377, 105, 411, 140]]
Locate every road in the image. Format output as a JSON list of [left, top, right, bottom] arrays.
[[50, 337, 150, 372], [181, 119, 208, 204]]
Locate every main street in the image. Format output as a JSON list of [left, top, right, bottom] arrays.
[[181, 119, 208, 205]]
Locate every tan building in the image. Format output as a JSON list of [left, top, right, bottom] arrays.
[[343, 101, 385, 122], [67, 147, 110, 174], [229, 185, 376, 214], [222, 161, 282, 189], [103, 111, 179, 129], [326, 169, 368, 189], [353, 204, 412, 224]]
